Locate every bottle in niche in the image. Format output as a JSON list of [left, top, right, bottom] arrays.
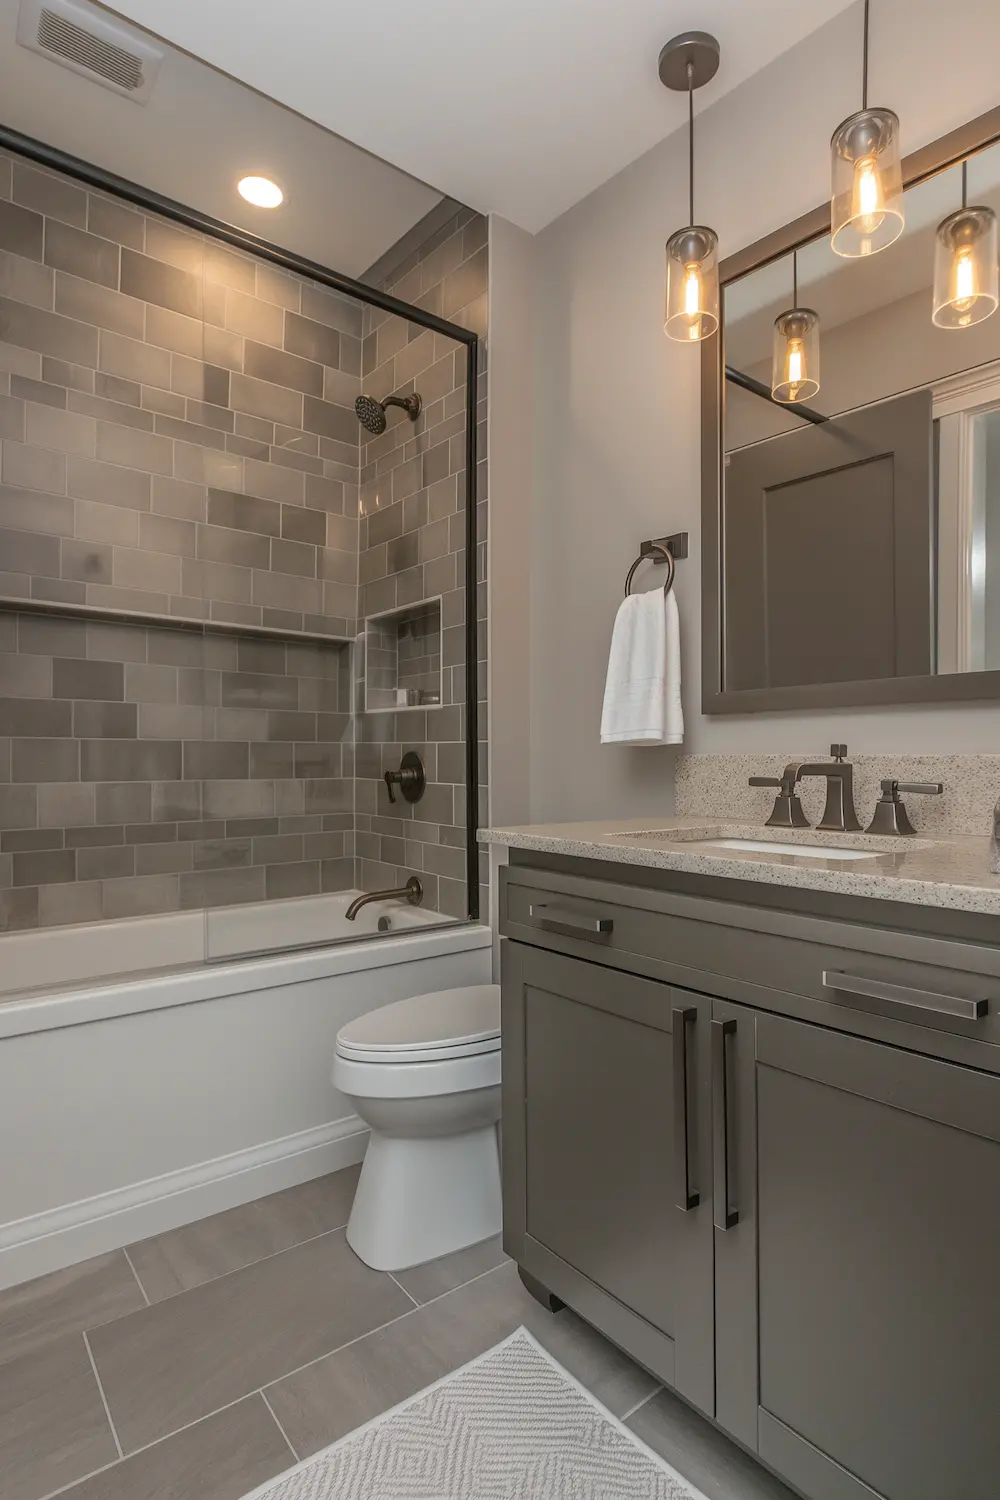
[[991, 796, 1000, 874]]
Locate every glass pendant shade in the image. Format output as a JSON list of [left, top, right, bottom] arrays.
[[664, 225, 719, 342], [830, 108, 904, 257], [771, 308, 821, 403], [932, 205, 999, 329]]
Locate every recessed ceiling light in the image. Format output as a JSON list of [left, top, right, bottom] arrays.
[[238, 175, 283, 209]]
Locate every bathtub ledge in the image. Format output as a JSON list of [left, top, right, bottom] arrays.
[[0, 922, 492, 1041]]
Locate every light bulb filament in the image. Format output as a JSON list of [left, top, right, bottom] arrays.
[[683, 263, 702, 317], [852, 154, 886, 236], [952, 247, 977, 314], [683, 262, 703, 339]]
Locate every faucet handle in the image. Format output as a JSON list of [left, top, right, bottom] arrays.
[[867, 779, 943, 835], [830, 743, 848, 761], [749, 774, 810, 829]]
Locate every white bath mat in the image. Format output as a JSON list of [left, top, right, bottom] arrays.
[[243, 1327, 708, 1500]]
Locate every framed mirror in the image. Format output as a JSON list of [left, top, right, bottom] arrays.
[[702, 105, 1000, 713]]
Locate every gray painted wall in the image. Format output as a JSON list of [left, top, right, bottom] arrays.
[[525, 0, 1000, 825]]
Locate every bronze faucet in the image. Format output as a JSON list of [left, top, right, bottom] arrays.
[[789, 745, 862, 832], [750, 745, 861, 832], [345, 876, 423, 922]]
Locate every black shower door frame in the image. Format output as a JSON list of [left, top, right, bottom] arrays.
[[0, 124, 482, 921]]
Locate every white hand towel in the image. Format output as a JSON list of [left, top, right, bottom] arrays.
[[600, 588, 683, 746], [664, 587, 684, 745]]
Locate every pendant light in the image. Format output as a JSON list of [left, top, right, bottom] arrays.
[[659, 31, 721, 342], [771, 254, 821, 403], [932, 161, 999, 329], [830, 0, 903, 258]]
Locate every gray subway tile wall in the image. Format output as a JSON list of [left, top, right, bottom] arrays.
[[0, 151, 487, 934], [0, 609, 353, 928], [0, 161, 361, 641], [356, 208, 488, 921]]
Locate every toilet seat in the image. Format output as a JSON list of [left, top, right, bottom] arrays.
[[333, 1046, 500, 1099], [335, 984, 500, 1066]]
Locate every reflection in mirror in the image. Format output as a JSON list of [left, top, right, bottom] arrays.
[[721, 137, 1000, 694]]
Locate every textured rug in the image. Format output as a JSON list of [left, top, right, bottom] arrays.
[[244, 1327, 707, 1499]]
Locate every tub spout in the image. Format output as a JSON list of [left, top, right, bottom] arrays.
[[345, 876, 423, 922]]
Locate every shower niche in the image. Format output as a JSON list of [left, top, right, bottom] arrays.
[[362, 598, 443, 713]]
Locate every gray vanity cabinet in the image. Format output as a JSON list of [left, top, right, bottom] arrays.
[[501, 941, 715, 1415], [719, 1001, 1000, 1500], [500, 856, 1000, 1500]]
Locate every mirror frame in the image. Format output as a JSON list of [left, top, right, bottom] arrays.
[[701, 103, 1000, 714]]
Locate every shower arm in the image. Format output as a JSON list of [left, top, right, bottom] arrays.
[[383, 393, 422, 419]]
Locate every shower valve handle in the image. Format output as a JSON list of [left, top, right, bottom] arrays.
[[384, 751, 426, 805]]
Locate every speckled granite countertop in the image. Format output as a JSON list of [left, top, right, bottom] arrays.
[[480, 817, 1000, 917]]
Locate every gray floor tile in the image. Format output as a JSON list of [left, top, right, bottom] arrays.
[[0, 1250, 146, 1369], [55, 1394, 293, 1500], [0, 1334, 117, 1500], [127, 1165, 362, 1303], [266, 1259, 658, 1459], [392, 1233, 508, 1305], [627, 1386, 799, 1500], [88, 1228, 412, 1454]]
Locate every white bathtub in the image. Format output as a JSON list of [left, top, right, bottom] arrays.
[[0, 888, 452, 997], [0, 904, 492, 1290]]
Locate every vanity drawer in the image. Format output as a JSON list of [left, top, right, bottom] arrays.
[[501, 863, 1000, 1056]]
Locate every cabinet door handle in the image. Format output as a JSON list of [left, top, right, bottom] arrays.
[[672, 1006, 699, 1211], [527, 904, 613, 938], [822, 971, 987, 1022], [712, 1018, 739, 1231]]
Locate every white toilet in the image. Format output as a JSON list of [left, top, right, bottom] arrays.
[[333, 984, 502, 1271]]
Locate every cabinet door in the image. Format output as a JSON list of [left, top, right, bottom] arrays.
[[716, 1002, 1000, 1500], [502, 940, 714, 1413]]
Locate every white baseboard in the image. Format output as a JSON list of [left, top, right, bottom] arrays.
[[0, 1115, 369, 1292]]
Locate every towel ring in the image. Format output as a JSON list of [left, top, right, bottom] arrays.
[[624, 543, 675, 600]]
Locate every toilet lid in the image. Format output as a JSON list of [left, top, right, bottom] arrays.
[[336, 984, 500, 1062]]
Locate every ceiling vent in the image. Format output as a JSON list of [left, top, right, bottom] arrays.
[[17, 0, 164, 103]]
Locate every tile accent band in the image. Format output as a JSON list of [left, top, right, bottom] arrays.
[[0, 596, 352, 648]]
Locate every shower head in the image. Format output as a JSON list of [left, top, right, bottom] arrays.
[[355, 391, 422, 436]]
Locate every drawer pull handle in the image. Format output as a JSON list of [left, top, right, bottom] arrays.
[[712, 1018, 739, 1231], [822, 971, 987, 1022], [672, 1006, 699, 1211], [528, 904, 613, 938]]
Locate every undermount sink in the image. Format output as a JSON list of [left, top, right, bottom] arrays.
[[683, 838, 878, 861]]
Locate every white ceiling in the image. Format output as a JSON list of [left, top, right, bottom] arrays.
[[0, 0, 442, 275], [105, 0, 859, 233]]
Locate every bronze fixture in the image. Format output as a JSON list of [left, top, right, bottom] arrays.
[[384, 750, 425, 805], [792, 745, 862, 832], [624, 533, 689, 600], [866, 779, 943, 835], [355, 391, 422, 436], [749, 771, 810, 829], [750, 746, 861, 832], [345, 876, 423, 922]]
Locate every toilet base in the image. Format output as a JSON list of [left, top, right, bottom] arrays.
[[347, 1123, 502, 1271]]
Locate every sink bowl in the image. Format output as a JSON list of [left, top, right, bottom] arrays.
[[683, 838, 878, 861]]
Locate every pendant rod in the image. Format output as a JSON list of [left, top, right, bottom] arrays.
[[962, 159, 968, 210], [688, 61, 695, 226], [862, 0, 870, 110], [793, 251, 798, 309]]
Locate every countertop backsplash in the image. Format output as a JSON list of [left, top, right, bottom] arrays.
[[675, 754, 1000, 839]]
